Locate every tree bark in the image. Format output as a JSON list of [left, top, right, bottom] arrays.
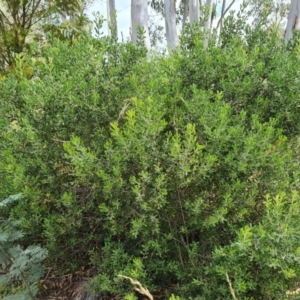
[[204, 0, 214, 47], [285, 0, 300, 42], [219, 0, 226, 33], [204, 0, 214, 30], [189, 0, 200, 25], [164, 0, 179, 51], [107, 0, 117, 39], [131, 0, 151, 51]]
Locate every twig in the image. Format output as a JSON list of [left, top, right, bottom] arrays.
[[50, 138, 67, 143], [226, 272, 238, 300], [117, 99, 130, 121], [117, 275, 154, 300]]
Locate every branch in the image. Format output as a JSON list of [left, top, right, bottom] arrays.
[[226, 273, 238, 300], [219, 0, 226, 33], [117, 275, 154, 300], [0, 9, 13, 26], [216, 0, 236, 30]]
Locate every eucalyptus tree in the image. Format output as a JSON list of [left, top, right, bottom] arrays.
[[164, 0, 179, 50], [216, 0, 236, 33], [245, 0, 289, 32], [189, 0, 200, 24], [149, 0, 216, 49], [285, 0, 300, 41], [107, 0, 117, 39], [181, 0, 188, 30], [131, 0, 151, 50], [203, 0, 214, 47], [204, 0, 214, 30]]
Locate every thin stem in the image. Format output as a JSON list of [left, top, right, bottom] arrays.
[[226, 272, 238, 300]]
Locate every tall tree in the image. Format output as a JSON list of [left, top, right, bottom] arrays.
[[164, 0, 179, 50], [107, 0, 117, 39], [246, 0, 289, 32], [219, 0, 227, 34], [204, 0, 214, 30], [189, 0, 200, 25], [204, 0, 214, 47], [0, 0, 90, 72], [131, 0, 151, 50], [0, 0, 48, 69], [285, 0, 300, 41], [217, 0, 236, 32]]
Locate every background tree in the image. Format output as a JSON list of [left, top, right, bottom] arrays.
[[164, 0, 179, 50], [285, 0, 300, 40], [107, 0, 117, 39], [181, 0, 188, 30], [131, 0, 151, 50], [189, 0, 200, 25], [0, 0, 92, 73], [216, 0, 237, 35], [246, 0, 290, 33], [204, 0, 214, 46]]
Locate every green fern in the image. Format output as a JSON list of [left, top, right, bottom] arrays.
[[0, 194, 48, 300]]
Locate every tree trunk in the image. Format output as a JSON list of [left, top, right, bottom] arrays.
[[285, 0, 300, 42], [182, 0, 188, 31], [204, 0, 214, 30], [131, 0, 151, 51], [204, 0, 213, 47], [219, 0, 226, 34], [164, 0, 179, 51], [189, 0, 200, 25], [107, 0, 117, 39]]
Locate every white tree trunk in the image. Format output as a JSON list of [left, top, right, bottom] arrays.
[[164, 0, 179, 51], [107, 0, 117, 39], [285, 0, 300, 42], [204, 0, 214, 30], [189, 0, 200, 25], [204, 0, 214, 47], [131, 0, 151, 51]]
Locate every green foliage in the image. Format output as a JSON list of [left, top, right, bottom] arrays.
[[245, 0, 289, 32], [0, 32, 149, 270], [211, 191, 300, 299], [0, 0, 91, 73], [0, 17, 300, 299], [179, 18, 300, 137], [0, 194, 48, 299]]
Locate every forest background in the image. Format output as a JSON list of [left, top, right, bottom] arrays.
[[1, 0, 300, 299]]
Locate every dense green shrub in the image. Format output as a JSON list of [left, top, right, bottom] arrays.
[[178, 19, 300, 137], [0, 34, 148, 272], [211, 191, 300, 299], [0, 22, 300, 299]]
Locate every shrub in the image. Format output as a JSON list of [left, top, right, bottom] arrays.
[[178, 20, 300, 137], [0, 23, 300, 299], [211, 191, 300, 299]]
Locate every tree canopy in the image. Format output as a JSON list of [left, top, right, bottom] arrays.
[[0, 0, 92, 72]]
